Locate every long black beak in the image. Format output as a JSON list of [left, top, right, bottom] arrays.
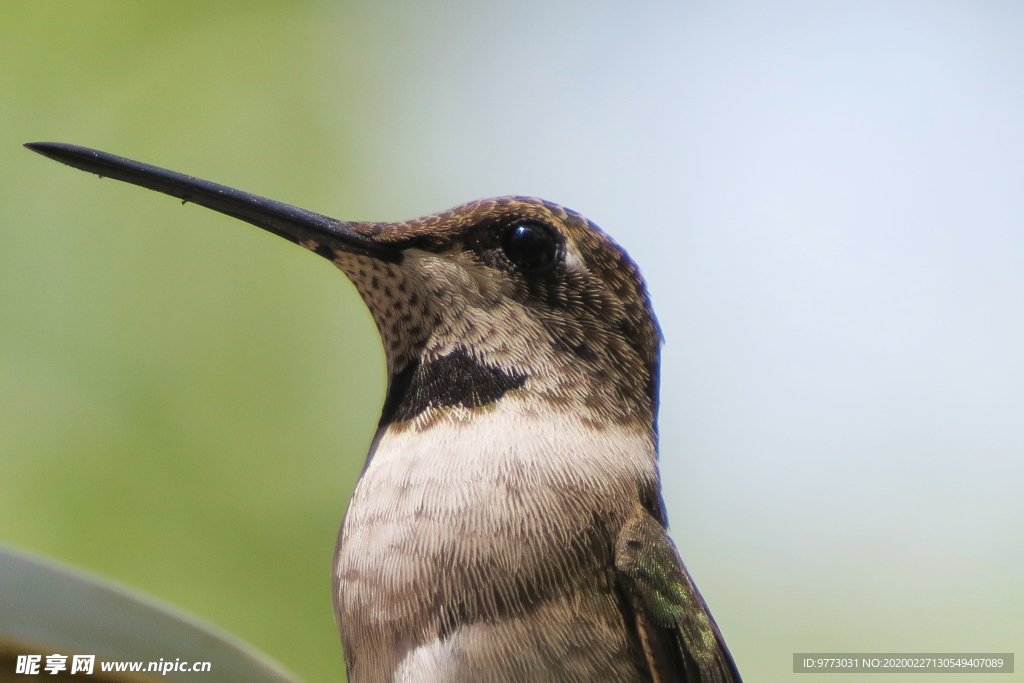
[[24, 142, 398, 262]]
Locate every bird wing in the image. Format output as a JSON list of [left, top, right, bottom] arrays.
[[614, 508, 742, 683]]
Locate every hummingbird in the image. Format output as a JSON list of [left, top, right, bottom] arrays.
[[26, 142, 741, 683]]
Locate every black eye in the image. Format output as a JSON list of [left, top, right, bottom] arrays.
[[501, 222, 560, 272]]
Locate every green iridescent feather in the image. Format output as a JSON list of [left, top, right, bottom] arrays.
[[615, 510, 741, 683]]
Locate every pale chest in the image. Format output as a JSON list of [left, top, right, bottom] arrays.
[[333, 407, 657, 625]]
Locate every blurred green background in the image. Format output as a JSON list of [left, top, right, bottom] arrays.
[[3, 2, 1023, 682], [2, 3, 388, 681]]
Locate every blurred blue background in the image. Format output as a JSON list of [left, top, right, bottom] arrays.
[[2, 2, 1021, 681]]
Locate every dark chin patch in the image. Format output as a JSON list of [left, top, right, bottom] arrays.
[[380, 348, 526, 425]]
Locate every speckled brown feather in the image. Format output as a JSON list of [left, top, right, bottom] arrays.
[[313, 197, 663, 431]]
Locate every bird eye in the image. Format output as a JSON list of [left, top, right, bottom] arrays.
[[501, 222, 560, 272]]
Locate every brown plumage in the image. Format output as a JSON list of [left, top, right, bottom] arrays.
[[318, 197, 661, 428], [24, 143, 741, 683]]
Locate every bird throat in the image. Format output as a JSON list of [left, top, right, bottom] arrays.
[[379, 348, 528, 427]]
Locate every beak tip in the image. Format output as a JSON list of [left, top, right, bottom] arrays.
[[23, 141, 401, 263], [24, 141, 79, 164]]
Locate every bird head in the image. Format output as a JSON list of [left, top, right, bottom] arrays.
[[26, 144, 662, 437]]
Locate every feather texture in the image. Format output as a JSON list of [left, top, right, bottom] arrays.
[[615, 509, 742, 683]]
